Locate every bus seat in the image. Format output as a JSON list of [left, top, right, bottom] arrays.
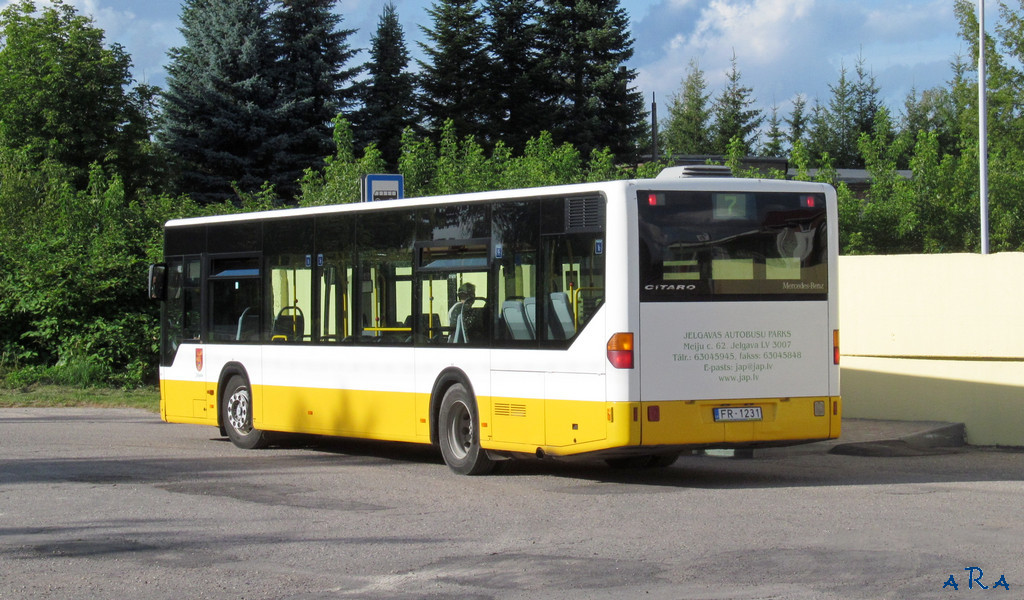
[[236, 307, 260, 341], [524, 297, 537, 332], [404, 313, 443, 341], [272, 306, 305, 342], [503, 300, 534, 340], [450, 302, 488, 344], [549, 292, 576, 339], [465, 305, 488, 340]]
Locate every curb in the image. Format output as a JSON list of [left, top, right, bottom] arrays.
[[829, 422, 966, 457]]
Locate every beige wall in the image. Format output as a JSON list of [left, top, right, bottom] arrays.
[[839, 253, 1024, 446]]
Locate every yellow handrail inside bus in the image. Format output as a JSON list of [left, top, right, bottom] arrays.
[[342, 269, 349, 338], [428, 279, 436, 336], [573, 287, 602, 328], [291, 268, 299, 337]]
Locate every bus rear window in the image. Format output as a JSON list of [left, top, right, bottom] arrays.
[[638, 190, 827, 301]]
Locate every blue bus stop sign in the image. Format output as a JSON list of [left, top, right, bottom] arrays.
[[361, 174, 405, 202]]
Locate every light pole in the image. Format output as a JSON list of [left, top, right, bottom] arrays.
[[980, 0, 990, 254]]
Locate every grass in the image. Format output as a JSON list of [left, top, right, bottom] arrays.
[[0, 385, 160, 412]]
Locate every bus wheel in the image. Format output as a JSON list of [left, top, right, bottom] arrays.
[[438, 383, 496, 475], [222, 375, 269, 450]]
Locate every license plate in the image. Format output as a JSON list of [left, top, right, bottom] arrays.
[[713, 407, 763, 422]]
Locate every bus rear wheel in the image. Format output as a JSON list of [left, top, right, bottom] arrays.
[[222, 375, 270, 450], [438, 383, 496, 475]]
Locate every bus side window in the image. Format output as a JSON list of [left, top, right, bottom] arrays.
[[355, 211, 416, 344], [264, 219, 314, 344], [492, 200, 539, 347], [161, 256, 201, 365], [315, 215, 355, 343], [539, 234, 604, 341], [267, 255, 313, 343], [208, 257, 261, 344]]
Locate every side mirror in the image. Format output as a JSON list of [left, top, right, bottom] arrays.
[[148, 263, 168, 301]]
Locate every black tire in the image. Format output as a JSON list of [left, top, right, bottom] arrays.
[[222, 374, 270, 449], [438, 383, 496, 475]]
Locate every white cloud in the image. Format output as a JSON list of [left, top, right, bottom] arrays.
[[666, 0, 703, 9], [636, 0, 962, 118], [864, 0, 953, 43], [638, 0, 823, 107]]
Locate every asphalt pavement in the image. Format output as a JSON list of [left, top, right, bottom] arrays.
[[1, 408, 1017, 600]]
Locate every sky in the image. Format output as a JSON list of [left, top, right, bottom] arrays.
[[17, 0, 985, 124]]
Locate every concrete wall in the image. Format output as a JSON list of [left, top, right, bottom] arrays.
[[839, 253, 1024, 446]]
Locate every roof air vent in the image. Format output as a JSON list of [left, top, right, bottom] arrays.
[[656, 165, 733, 179]]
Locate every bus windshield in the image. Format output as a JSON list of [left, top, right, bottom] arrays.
[[637, 190, 828, 301]]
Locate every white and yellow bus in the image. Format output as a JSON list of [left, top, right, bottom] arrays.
[[148, 168, 841, 474]]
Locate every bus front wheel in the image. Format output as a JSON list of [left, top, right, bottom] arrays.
[[438, 383, 496, 475], [222, 375, 269, 450]]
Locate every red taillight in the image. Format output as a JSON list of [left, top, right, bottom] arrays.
[[833, 329, 840, 365], [607, 332, 634, 369]]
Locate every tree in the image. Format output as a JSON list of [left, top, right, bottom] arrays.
[[161, 0, 282, 204], [853, 54, 881, 139], [354, 2, 418, 170], [538, 0, 646, 159], [299, 117, 386, 206], [0, 0, 151, 189], [271, 0, 360, 200], [417, 0, 489, 140], [661, 59, 713, 155], [710, 54, 763, 155], [482, 0, 545, 152], [807, 63, 880, 168], [761, 105, 786, 158], [808, 68, 850, 166], [786, 94, 809, 149], [899, 84, 958, 167], [853, 107, 916, 253]]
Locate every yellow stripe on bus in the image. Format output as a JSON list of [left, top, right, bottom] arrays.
[[161, 377, 839, 456]]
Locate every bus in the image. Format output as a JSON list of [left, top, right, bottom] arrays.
[[148, 168, 841, 474]]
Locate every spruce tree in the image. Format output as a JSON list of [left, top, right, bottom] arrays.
[[354, 2, 418, 170], [710, 54, 763, 155], [805, 98, 833, 167], [161, 0, 281, 204], [808, 65, 862, 167], [417, 0, 489, 141], [271, 0, 360, 200], [662, 59, 713, 156], [853, 54, 881, 139], [483, 0, 543, 151], [538, 0, 646, 159], [785, 94, 808, 149], [761, 105, 786, 158]]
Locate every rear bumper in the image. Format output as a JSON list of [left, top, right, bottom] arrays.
[[487, 395, 841, 459], [640, 395, 841, 446]]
